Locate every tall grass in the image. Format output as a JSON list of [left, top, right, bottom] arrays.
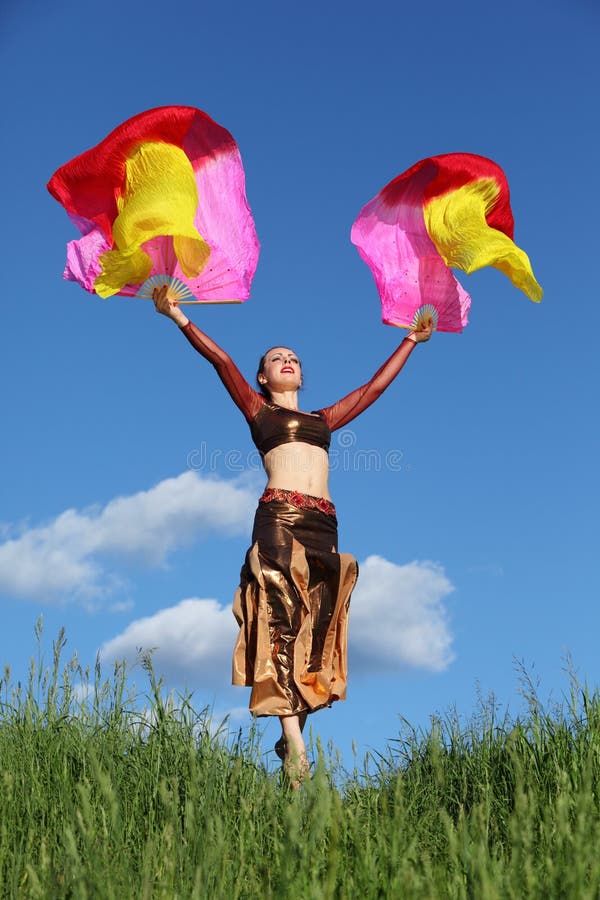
[[1, 623, 600, 898]]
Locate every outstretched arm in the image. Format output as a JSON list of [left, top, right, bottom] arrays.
[[153, 286, 264, 423], [318, 328, 430, 431]]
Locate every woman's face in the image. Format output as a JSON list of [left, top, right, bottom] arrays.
[[259, 347, 302, 392]]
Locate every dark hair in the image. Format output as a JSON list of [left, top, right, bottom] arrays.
[[256, 346, 303, 399], [256, 350, 272, 399]]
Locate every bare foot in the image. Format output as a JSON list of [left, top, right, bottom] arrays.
[[283, 749, 310, 790]]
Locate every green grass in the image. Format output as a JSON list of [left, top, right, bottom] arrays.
[[1, 622, 600, 898]]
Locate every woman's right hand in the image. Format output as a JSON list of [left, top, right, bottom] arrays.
[[152, 285, 189, 327]]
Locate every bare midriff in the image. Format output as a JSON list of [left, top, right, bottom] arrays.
[[263, 442, 331, 499]]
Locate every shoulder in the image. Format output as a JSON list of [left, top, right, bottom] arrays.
[[250, 397, 270, 422]]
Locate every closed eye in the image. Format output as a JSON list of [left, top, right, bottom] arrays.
[[270, 354, 299, 364]]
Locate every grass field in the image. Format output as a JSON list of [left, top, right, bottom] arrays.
[[1, 623, 599, 898]]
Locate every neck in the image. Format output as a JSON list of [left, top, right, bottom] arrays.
[[269, 389, 299, 410]]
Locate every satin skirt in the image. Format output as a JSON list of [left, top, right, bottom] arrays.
[[232, 499, 358, 717]]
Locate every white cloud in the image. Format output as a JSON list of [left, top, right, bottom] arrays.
[[207, 706, 252, 739], [217, 705, 251, 725], [108, 599, 135, 614], [71, 681, 94, 703], [99, 554, 455, 691], [349, 555, 455, 672], [0, 472, 255, 604], [100, 597, 238, 686]]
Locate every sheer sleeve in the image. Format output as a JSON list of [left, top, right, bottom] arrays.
[[318, 337, 417, 431], [179, 320, 265, 423]]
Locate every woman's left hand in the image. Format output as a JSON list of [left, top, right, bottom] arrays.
[[407, 318, 435, 343]]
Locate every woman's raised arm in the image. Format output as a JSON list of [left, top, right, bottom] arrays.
[[153, 286, 264, 424], [318, 325, 432, 431]]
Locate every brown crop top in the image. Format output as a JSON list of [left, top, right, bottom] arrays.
[[179, 320, 417, 450], [250, 403, 331, 456]]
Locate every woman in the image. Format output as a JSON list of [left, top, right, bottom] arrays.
[[153, 286, 432, 785]]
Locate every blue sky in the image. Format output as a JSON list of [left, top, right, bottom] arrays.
[[1, 0, 598, 768]]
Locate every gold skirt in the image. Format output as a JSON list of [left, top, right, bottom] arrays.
[[232, 497, 358, 717]]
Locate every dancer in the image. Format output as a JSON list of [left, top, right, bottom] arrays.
[[153, 286, 432, 785]]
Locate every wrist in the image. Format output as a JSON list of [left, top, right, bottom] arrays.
[[173, 311, 190, 328]]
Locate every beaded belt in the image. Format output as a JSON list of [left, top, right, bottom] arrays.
[[259, 487, 336, 517]]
